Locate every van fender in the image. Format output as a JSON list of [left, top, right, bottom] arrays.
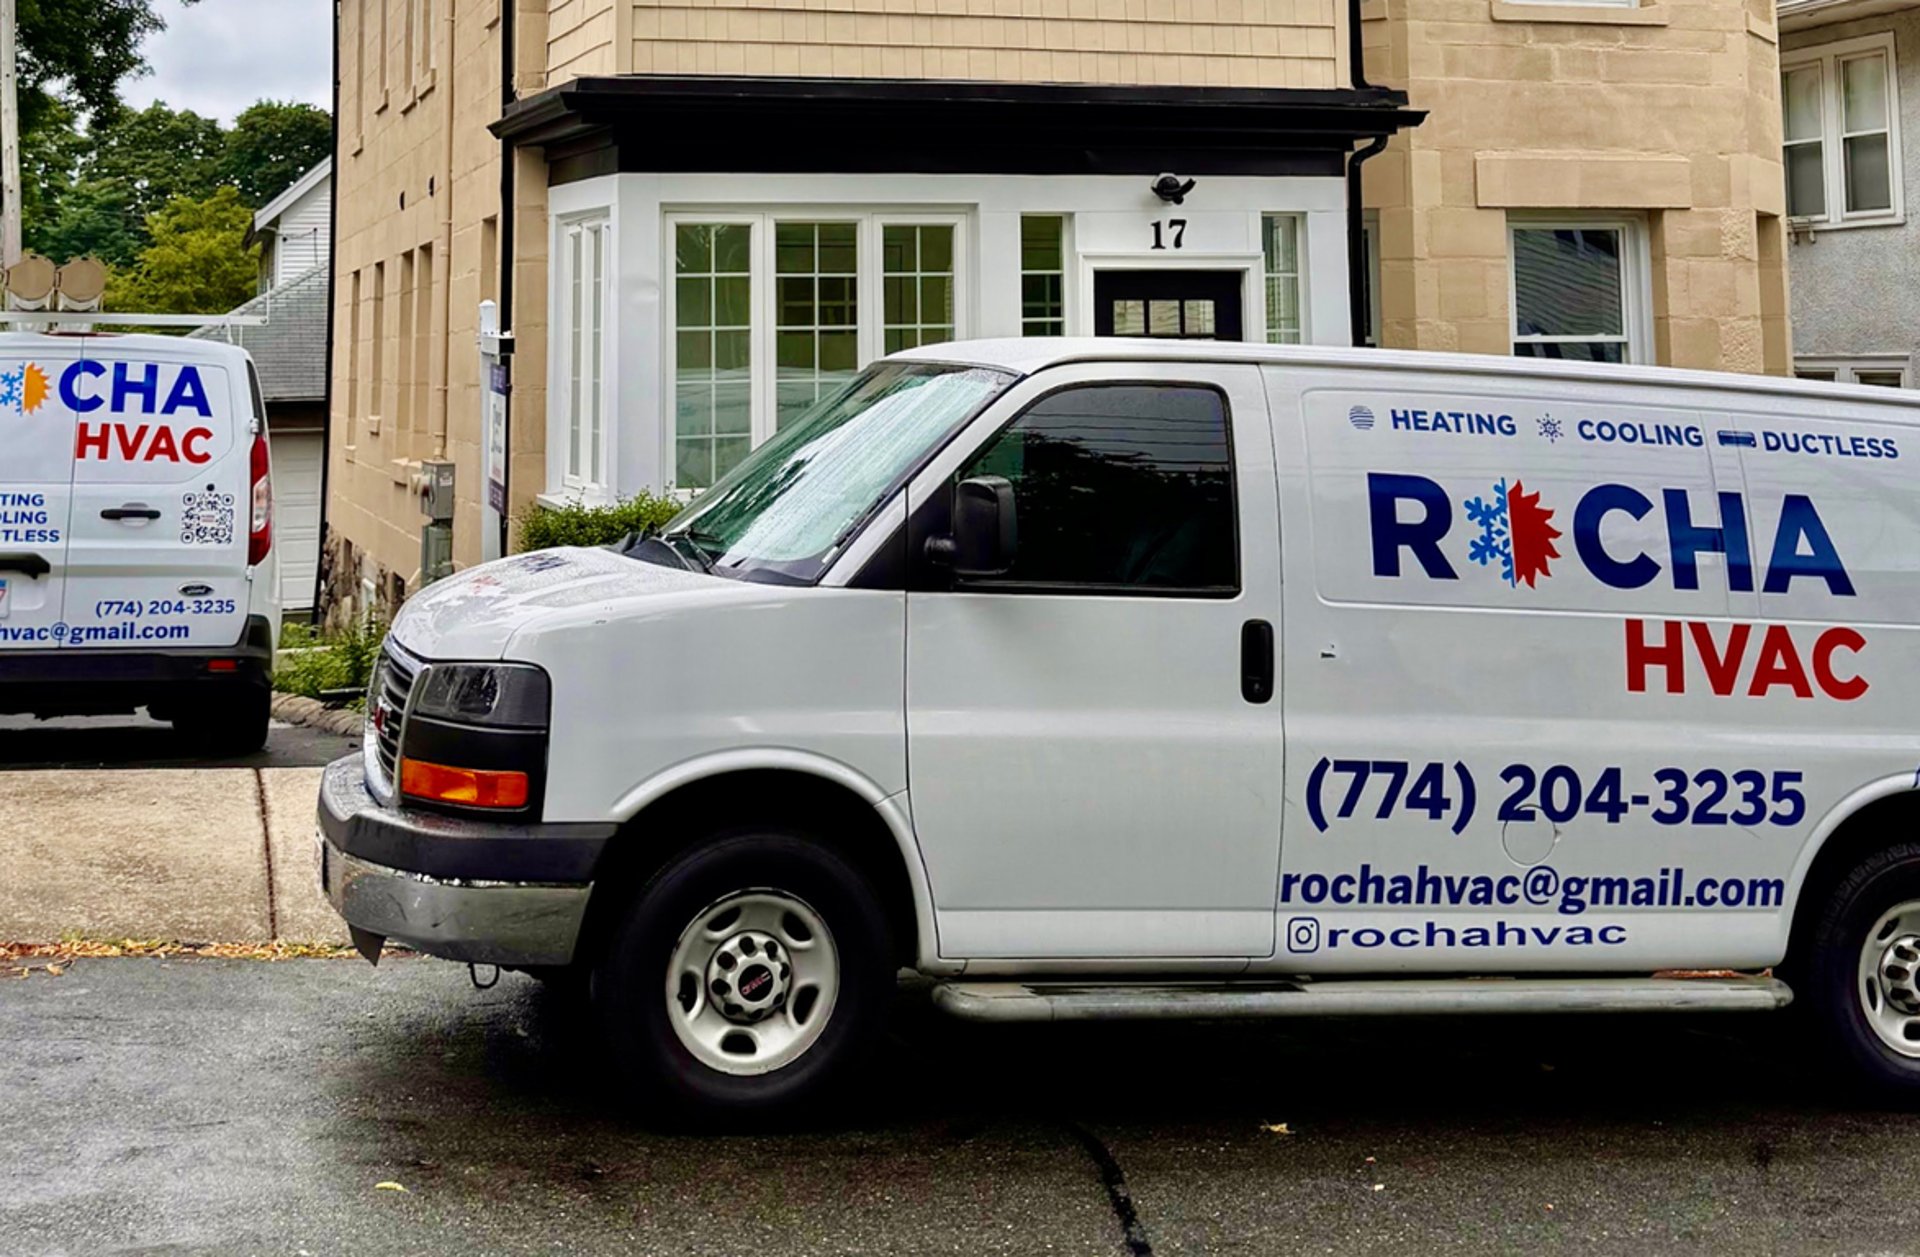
[[1777, 771, 1920, 954], [606, 748, 951, 974]]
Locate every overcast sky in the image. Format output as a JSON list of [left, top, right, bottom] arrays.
[[122, 0, 331, 124]]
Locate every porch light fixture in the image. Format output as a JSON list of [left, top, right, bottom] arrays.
[[1151, 173, 1196, 205]]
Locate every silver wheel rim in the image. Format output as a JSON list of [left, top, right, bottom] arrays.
[[665, 888, 840, 1077], [1857, 899, 1920, 1058]]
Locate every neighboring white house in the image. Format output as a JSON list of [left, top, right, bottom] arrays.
[[192, 158, 334, 615], [1779, 0, 1920, 387], [249, 158, 332, 293]]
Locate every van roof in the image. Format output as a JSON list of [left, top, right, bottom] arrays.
[[0, 331, 254, 371], [894, 337, 1920, 411]]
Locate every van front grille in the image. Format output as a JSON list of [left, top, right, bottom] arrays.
[[366, 642, 419, 796]]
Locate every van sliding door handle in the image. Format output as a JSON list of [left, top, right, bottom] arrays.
[[101, 506, 162, 521], [1241, 619, 1275, 705], [0, 553, 50, 578]]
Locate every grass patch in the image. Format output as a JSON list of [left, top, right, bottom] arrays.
[[275, 616, 385, 700]]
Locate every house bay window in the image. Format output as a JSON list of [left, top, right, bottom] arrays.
[[671, 212, 965, 490]]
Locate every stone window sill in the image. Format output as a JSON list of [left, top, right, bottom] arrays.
[[1491, 1, 1669, 23]]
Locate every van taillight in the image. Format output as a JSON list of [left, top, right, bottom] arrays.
[[248, 432, 272, 565]]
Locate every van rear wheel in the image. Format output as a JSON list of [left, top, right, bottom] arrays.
[[591, 830, 891, 1120], [1804, 842, 1920, 1099]]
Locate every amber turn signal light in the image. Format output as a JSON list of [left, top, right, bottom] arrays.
[[398, 758, 530, 809]]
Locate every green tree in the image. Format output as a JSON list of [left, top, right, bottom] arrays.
[[108, 186, 258, 315], [18, 1, 197, 130], [221, 101, 332, 207]]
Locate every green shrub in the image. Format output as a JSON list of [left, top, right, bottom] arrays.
[[515, 491, 684, 552], [274, 616, 386, 700]]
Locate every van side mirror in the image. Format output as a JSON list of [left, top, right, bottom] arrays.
[[926, 475, 1018, 578]]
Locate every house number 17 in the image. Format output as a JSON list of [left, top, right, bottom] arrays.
[[1151, 219, 1187, 250]]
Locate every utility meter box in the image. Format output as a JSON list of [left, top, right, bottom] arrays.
[[420, 459, 456, 522]]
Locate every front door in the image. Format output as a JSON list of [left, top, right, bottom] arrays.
[[903, 362, 1284, 960], [1094, 270, 1245, 341]]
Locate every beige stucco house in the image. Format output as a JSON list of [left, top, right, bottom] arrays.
[[323, 0, 1789, 619]]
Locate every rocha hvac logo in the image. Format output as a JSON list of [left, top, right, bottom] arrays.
[[1348, 405, 1376, 431], [0, 362, 48, 415]]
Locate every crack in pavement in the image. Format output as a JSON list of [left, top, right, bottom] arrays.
[[1065, 1121, 1154, 1256]]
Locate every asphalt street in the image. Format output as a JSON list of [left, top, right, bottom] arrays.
[[0, 709, 357, 769], [8, 958, 1920, 1256]]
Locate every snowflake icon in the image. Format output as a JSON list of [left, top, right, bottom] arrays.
[[1537, 415, 1564, 443], [1463, 481, 1515, 584], [0, 362, 46, 414]]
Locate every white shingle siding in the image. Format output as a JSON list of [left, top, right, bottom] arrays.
[[263, 175, 332, 290]]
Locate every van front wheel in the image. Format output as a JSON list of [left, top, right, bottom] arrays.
[[592, 830, 891, 1119], [1806, 842, 1920, 1099]]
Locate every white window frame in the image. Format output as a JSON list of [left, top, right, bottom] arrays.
[[1018, 213, 1072, 337], [1507, 213, 1653, 365], [1261, 212, 1309, 346], [1795, 354, 1910, 386], [1782, 32, 1904, 229], [663, 208, 970, 490], [557, 212, 612, 497]]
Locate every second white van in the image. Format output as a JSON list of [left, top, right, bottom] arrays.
[[321, 339, 1920, 1116], [0, 334, 279, 751]]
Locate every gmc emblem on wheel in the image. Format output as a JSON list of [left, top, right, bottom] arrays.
[[738, 966, 772, 1000]]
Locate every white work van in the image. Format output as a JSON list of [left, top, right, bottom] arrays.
[[320, 339, 1920, 1116], [0, 334, 278, 751]]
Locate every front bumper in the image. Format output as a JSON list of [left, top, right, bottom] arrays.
[[317, 755, 615, 967]]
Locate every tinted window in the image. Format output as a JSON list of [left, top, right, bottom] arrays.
[[959, 384, 1236, 592]]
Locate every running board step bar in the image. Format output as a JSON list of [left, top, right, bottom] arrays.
[[931, 976, 1792, 1022]]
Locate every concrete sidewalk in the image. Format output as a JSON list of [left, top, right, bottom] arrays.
[[0, 767, 348, 945]]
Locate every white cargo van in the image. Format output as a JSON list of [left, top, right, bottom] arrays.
[[0, 334, 278, 751], [321, 339, 1920, 1115]]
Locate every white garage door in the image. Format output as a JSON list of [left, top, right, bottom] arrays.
[[272, 429, 323, 611]]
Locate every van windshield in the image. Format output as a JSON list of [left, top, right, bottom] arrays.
[[644, 361, 1013, 584]]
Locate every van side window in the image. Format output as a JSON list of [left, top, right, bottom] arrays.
[[958, 383, 1237, 593]]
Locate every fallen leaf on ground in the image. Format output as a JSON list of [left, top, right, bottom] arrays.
[[374, 1182, 409, 1193], [1260, 1123, 1293, 1135]]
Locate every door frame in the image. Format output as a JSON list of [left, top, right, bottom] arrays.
[[1078, 251, 1265, 344]]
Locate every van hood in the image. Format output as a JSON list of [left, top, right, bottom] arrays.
[[387, 546, 718, 660]]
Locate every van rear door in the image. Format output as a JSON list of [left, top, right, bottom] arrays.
[[61, 346, 254, 650], [0, 353, 74, 650]]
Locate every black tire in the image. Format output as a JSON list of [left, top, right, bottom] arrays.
[[172, 686, 270, 755], [591, 829, 892, 1121], [1801, 841, 1920, 1100]]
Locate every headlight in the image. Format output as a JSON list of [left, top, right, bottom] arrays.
[[399, 662, 551, 814], [410, 663, 550, 728]]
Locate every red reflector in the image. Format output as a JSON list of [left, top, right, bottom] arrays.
[[399, 758, 530, 809], [207, 659, 238, 672]]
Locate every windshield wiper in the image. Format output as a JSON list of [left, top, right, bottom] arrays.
[[661, 526, 727, 573]]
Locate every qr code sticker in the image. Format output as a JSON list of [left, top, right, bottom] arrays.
[[181, 489, 236, 546]]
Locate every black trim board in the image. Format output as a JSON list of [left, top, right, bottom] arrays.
[[492, 75, 1424, 183]]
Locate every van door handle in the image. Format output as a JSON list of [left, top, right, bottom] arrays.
[[0, 553, 50, 578], [1241, 619, 1275, 704], [101, 505, 162, 521]]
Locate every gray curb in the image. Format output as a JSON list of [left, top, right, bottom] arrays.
[[270, 693, 363, 738]]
